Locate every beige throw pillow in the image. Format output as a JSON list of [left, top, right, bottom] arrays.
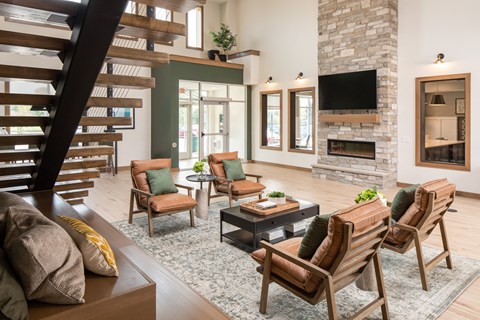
[[3, 205, 85, 304]]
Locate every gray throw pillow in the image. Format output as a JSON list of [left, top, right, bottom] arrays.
[[391, 184, 419, 221], [3, 205, 85, 304], [0, 248, 28, 320], [0, 192, 28, 245], [298, 213, 334, 259]]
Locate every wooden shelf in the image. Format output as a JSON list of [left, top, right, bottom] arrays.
[[319, 114, 381, 123], [170, 54, 244, 70]]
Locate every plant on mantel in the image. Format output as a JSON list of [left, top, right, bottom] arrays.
[[209, 23, 237, 62]]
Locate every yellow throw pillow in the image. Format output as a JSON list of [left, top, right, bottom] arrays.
[[57, 216, 119, 277]]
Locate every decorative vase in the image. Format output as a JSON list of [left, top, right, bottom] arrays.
[[218, 54, 227, 62], [197, 171, 206, 179], [207, 50, 219, 60], [268, 197, 286, 205]]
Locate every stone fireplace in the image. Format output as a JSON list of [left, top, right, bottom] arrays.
[[312, 0, 398, 189]]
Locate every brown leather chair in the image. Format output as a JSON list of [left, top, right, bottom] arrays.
[[129, 159, 197, 237], [207, 151, 266, 207], [251, 198, 391, 319], [383, 178, 455, 291]]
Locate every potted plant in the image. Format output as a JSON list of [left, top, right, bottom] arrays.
[[354, 186, 387, 206], [209, 23, 237, 62], [267, 191, 286, 205], [193, 158, 208, 179]]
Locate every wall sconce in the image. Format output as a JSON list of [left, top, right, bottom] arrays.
[[295, 72, 303, 80], [265, 76, 273, 84], [434, 53, 445, 64]]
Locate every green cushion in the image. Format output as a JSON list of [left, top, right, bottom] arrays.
[[222, 159, 246, 180], [146, 168, 178, 195], [0, 248, 28, 320], [391, 184, 419, 221], [298, 213, 334, 259]]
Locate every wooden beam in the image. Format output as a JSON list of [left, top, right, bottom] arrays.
[[96, 73, 155, 89], [170, 54, 244, 70], [72, 132, 122, 144], [132, 0, 205, 13], [57, 169, 100, 182], [106, 46, 169, 67], [62, 159, 107, 170], [0, 30, 68, 55], [318, 114, 381, 123], [53, 180, 94, 192], [0, 175, 31, 189], [86, 97, 142, 108], [32, 0, 129, 191], [0, 93, 54, 106], [0, 163, 35, 175], [0, 116, 47, 127], [227, 50, 260, 60], [0, 64, 59, 82], [79, 116, 132, 126], [66, 146, 114, 158], [0, 149, 38, 161], [118, 13, 185, 43], [0, 133, 43, 146]]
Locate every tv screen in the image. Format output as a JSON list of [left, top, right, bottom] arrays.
[[318, 70, 377, 110]]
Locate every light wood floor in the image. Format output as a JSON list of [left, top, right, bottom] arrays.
[[85, 163, 480, 319]]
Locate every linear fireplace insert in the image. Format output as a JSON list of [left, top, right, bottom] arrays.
[[327, 139, 375, 160]]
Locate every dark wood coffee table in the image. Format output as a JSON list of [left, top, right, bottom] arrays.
[[220, 199, 319, 251]]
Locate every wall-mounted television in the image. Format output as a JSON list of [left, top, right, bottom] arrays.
[[318, 69, 377, 110]]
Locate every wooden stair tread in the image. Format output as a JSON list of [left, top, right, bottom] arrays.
[[0, 163, 35, 175], [0, 133, 43, 146], [79, 116, 132, 126], [0, 93, 54, 106], [0, 116, 47, 127], [62, 159, 107, 170], [0, 64, 59, 82], [96, 73, 155, 89], [54, 180, 95, 192], [86, 97, 142, 108], [57, 189, 89, 200], [118, 13, 185, 43], [0, 174, 31, 188], [106, 46, 169, 67], [0, 30, 68, 55], [0, 149, 38, 161], [66, 145, 114, 158], [66, 198, 84, 205], [0, 0, 79, 17], [0, 185, 28, 193], [132, 0, 205, 13], [72, 132, 123, 143], [57, 168, 100, 182]]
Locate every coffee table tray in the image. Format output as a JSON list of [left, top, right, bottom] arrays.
[[240, 198, 300, 216]]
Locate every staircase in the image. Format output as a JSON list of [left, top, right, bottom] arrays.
[[0, 0, 205, 204]]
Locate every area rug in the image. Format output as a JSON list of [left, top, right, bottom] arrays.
[[113, 200, 480, 319]]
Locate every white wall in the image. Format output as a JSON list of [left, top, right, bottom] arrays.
[[398, 0, 480, 193], [229, 0, 318, 168]]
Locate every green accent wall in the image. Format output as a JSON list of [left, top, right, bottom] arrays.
[[151, 61, 248, 168]]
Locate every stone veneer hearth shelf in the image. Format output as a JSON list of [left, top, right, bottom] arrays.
[[312, 0, 398, 189]]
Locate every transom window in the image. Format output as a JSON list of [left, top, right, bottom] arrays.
[[186, 7, 203, 50]]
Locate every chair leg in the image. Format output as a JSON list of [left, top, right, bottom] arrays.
[[324, 276, 338, 320], [373, 252, 390, 320], [413, 231, 429, 291], [439, 218, 453, 269], [128, 191, 134, 224], [190, 209, 195, 227], [259, 250, 273, 314], [207, 181, 212, 206], [147, 207, 154, 238]]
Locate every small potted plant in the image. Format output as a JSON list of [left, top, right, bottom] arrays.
[[193, 158, 208, 179], [209, 23, 237, 62], [267, 191, 286, 205], [354, 186, 387, 206]]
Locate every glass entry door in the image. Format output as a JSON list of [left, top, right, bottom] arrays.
[[179, 102, 199, 160], [199, 98, 230, 159]]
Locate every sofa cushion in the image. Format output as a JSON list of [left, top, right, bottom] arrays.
[[146, 168, 178, 195], [131, 159, 171, 203], [150, 193, 197, 213], [0, 192, 27, 245], [217, 179, 266, 195], [209, 151, 238, 164], [222, 159, 246, 181], [0, 247, 28, 320], [56, 216, 119, 277], [3, 205, 85, 304], [297, 213, 334, 259], [391, 184, 419, 222]]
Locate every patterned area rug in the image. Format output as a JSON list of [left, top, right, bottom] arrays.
[[113, 200, 480, 320]]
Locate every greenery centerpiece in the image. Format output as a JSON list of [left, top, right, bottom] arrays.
[[354, 186, 387, 206], [209, 23, 237, 61], [192, 158, 208, 178], [267, 191, 286, 205]]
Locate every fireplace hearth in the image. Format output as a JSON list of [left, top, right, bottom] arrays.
[[327, 139, 375, 160]]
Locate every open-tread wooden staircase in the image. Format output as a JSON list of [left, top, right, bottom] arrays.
[[0, 0, 205, 204]]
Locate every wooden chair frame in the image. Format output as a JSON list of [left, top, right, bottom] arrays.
[[258, 216, 391, 320], [207, 173, 264, 207], [383, 191, 454, 291], [129, 183, 195, 238]]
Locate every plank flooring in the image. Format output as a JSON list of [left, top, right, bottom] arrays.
[[84, 163, 480, 319]]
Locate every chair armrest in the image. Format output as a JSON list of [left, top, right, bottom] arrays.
[[260, 241, 331, 280], [393, 222, 418, 233], [216, 177, 233, 183], [245, 173, 263, 179], [131, 187, 154, 198], [175, 184, 194, 191]]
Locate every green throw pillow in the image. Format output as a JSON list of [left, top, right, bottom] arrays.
[[391, 184, 419, 221], [146, 168, 178, 195], [222, 159, 246, 180], [298, 213, 334, 259]]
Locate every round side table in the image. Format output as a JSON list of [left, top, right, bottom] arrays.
[[186, 174, 217, 219]]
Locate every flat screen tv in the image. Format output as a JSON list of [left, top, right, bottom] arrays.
[[318, 70, 377, 110]]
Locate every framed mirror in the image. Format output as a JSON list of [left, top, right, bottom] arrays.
[[288, 87, 315, 154], [260, 90, 282, 150], [415, 73, 470, 171]]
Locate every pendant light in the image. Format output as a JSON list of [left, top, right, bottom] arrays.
[[430, 82, 446, 106]]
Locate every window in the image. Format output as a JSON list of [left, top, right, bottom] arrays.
[[124, 1, 137, 14], [186, 7, 203, 50], [260, 90, 282, 150], [288, 87, 315, 154], [416, 73, 470, 171]]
